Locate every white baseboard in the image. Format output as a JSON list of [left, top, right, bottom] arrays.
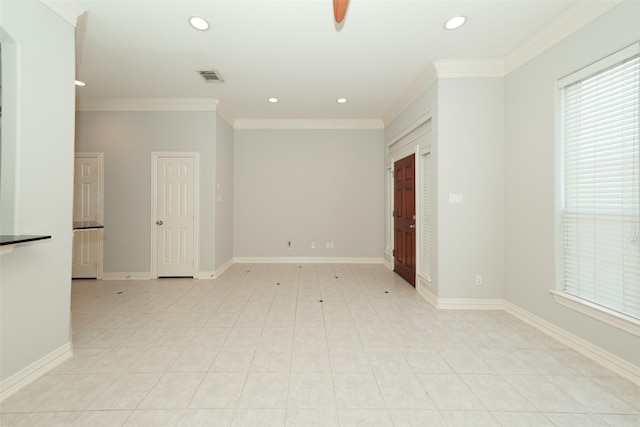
[[233, 257, 384, 264], [100, 258, 384, 279], [383, 252, 393, 270], [436, 298, 505, 310], [0, 343, 73, 402], [197, 271, 216, 279], [101, 272, 152, 280], [414, 289, 640, 387], [417, 281, 437, 307], [503, 301, 640, 386], [416, 286, 503, 310], [215, 258, 234, 277], [196, 258, 234, 279]]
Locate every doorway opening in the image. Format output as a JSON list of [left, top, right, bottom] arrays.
[[72, 153, 104, 279]]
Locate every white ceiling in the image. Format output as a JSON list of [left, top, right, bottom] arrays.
[[67, 0, 610, 122]]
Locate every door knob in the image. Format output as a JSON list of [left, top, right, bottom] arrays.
[[156, 220, 163, 225], [410, 224, 416, 229]]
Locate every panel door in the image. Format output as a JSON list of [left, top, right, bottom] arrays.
[[156, 156, 195, 277], [394, 154, 416, 286], [72, 156, 100, 278]]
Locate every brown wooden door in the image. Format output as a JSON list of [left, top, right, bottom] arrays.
[[394, 154, 416, 286]]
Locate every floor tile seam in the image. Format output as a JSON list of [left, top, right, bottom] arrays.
[[120, 369, 174, 419], [178, 371, 229, 419], [498, 373, 588, 414], [18, 410, 84, 424], [544, 374, 640, 414], [374, 371, 436, 411], [27, 371, 121, 415], [325, 360, 339, 412], [424, 347, 459, 376], [226, 368, 255, 415], [205, 284, 254, 347], [420, 371, 492, 413], [347, 266, 388, 346], [459, 372, 537, 412], [593, 386, 640, 412], [77, 372, 156, 416]]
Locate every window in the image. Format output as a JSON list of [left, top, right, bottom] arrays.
[[559, 43, 640, 321]]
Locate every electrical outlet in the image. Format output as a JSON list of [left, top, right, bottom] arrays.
[[475, 275, 482, 286], [311, 242, 315, 249]]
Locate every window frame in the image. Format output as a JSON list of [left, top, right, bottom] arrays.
[[554, 43, 640, 337]]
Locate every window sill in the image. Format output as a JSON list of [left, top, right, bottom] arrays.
[[549, 290, 640, 337]]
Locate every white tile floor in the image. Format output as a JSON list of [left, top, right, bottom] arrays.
[[1, 263, 639, 426]]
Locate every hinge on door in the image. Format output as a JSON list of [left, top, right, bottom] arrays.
[[392, 249, 395, 256]]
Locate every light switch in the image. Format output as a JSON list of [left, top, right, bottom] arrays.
[[449, 194, 464, 204]]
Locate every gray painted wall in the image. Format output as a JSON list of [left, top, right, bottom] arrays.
[[385, 78, 504, 300], [504, 0, 640, 366], [215, 114, 234, 270], [0, 2, 76, 381], [437, 78, 505, 299], [75, 111, 217, 274], [233, 129, 385, 259]]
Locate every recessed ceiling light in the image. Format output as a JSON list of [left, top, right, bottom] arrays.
[[189, 16, 209, 31], [336, 98, 348, 104], [75, 80, 86, 87], [268, 97, 279, 103], [444, 16, 466, 30]]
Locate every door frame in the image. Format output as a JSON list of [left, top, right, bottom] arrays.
[[73, 152, 104, 279], [385, 113, 432, 285], [150, 151, 200, 279]]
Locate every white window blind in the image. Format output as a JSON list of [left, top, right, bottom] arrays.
[[560, 44, 640, 320], [420, 151, 431, 280]]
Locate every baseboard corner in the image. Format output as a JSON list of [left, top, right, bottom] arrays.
[[503, 300, 640, 387], [0, 342, 73, 402]]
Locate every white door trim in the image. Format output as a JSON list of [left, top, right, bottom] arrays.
[[73, 152, 104, 279], [385, 114, 433, 279], [150, 152, 200, 278]]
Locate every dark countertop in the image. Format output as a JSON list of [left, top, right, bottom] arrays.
[[0, 235, 52, 246], [73, 221, 104, 230]]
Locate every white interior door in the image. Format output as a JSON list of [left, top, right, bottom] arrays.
[[155, 155, 196, 277], [72, 154, 102, 278]]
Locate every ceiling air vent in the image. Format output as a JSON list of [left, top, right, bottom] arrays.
[[198, 70, 224, 83]]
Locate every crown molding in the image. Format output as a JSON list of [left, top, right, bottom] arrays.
[[76, 98, 222, 112], [41, 1, 87, 27], [75, 99, 380, 130], [433, 59, 505, 79], [383, 64, 437, 126], [504, 0, 623, 74], [233, 119, 384, 130], [214, 101, 236, 128]]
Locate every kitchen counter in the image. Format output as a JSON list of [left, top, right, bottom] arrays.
[[72, 221, 104, 231], [0, 235, 52, 246], [0, 234, 52, 254]]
